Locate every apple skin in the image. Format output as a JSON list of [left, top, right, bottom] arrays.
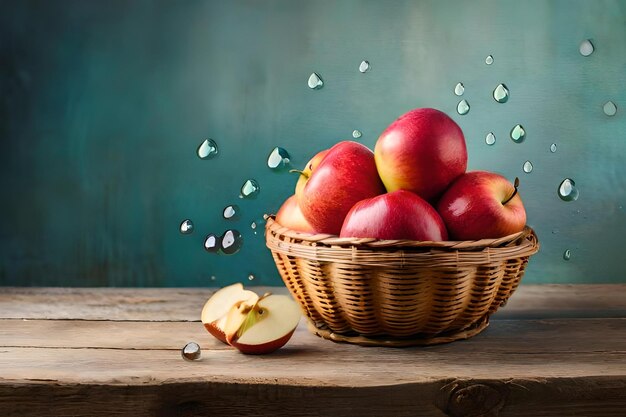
[[340, 190, 448, 241], [297, 141, 386, 235], [224, 294, 301, 355], [228, 328, 296, 355], [375, 108, 467, 201], [436, 171, 527, 240], [295, 149, 329, 199], [204, 322, 228, 344], [275, 195, 316, 234]]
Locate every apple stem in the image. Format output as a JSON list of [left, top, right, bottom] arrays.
[[502, 177, 520, 205], [289, 169, 309, 179]]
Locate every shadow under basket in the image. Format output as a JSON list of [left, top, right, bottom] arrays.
[[265, 216, 540, 347]]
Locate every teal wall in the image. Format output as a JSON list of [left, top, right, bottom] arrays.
[[1, 0, 625, 286]]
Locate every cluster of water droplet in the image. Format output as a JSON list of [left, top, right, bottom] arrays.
[[183, 42, 619, 273], [452, 45, 609, 263], [184, 136, 288, 279], [454, 57, 509, 116], [204, 229, 243, 255]]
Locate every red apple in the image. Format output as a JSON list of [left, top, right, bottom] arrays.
[[436, 171, 527, 240], [201, 283, 259, 344], [294, 149, 329, 198], [275, 195, 316, 233], [340, 190, 448, 241], [375, 108, 467, 201], [296, 141, 386, 235], [224, 293, 301, 355]]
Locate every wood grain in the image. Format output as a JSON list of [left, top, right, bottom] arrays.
[[1, 284, 625, 321], [1, 319, 625, 385], [1, 377, 625, 417], [1, 286, 625, 416]]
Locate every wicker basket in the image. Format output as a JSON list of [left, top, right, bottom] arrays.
[[265, 215, 540, 347]]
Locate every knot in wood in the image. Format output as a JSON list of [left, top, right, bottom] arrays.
[[446, 383, 505, 417]]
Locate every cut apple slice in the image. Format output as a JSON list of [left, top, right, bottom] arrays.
[[224, 293, 301, 355], [201, 283, 259, 344]]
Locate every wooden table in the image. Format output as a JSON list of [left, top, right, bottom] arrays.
[[1, 285, 625, 416]]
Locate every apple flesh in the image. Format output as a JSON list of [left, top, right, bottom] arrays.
[[224, 293, 301, 355], [275, 195, 316, 233], [375, 108, 467, 202], [340, 190, 448, 241], [201, 283, 259, 344], [437, 171, 527, 240], [297, 141, 386, 235]]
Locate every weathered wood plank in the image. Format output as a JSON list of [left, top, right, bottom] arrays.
[[1, 286, 625, 416], [1, 285, 625, 321], [1, 377, 625, 417], [1, 319, 625, 385], [2, 318, 626, 356], [1, 345, 625, 386]]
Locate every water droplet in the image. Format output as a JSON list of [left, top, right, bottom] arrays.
[[204, 234, 220, 253], [219, 229, 243, 255], [267, 147, 291, 170], [240, 179, 260, 199], [210, 275, 216, 282], [179, 220, 194, 234], [456, 99, 470, 115], [248, 274, 256, 281], [558, 178, 579, 202], [493, 83, 509, 103], [603, 101, 617, 116], [485, 132, 496, 146], [359, 60, 370, 73], [307, 72, 323, 90], [223, 205, 240, 220], [485, 55, 494, 65], [510, 124, 526, 143], [579, 39, 594, 57], [563, 249, 571, 261], [250, 217, 265, 235], [181, 342, 201, 361], [550, 143, 557, 153], [352, 129, 362, 139], [197, 139, 218, 160], [523, 161, 533, 173], [454, 82, 465, 96]]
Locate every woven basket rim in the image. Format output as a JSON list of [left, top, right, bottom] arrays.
[[264, 214, 537, 250]]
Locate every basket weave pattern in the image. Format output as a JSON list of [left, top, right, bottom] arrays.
[[265, 216, 539, 345]]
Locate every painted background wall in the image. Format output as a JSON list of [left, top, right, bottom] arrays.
[[1, 0, 625, 287]]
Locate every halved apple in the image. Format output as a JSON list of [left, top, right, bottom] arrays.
[[223, 293, 301, 355], [201, 283, 259, 344]]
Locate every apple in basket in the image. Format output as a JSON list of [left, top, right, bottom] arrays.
[[295, 141, 386, 235], [374, 108, 467, 202], [340, 190, 448, 241], [437, 171, 527, 240], [294, 149, 329, 199], [275, 195, 316, 233], [202, 284, 301, 354]]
